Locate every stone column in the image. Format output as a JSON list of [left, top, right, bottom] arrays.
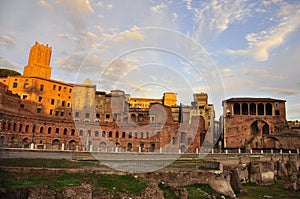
[[61, 143, 65, 151]]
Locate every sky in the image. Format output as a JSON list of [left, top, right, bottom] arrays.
[[0, 0, 300, 121]]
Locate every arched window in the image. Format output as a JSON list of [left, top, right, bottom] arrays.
[[266, 103, 272, 115], [13, 123, 17, 131], [122, 132, 126, 138], [115, 131, 119, 138], [140, 132, 144, 139], [129, 132, 132, 139], [234, 103, 240, 115], [71, 129, 75, 136], [242, 103, 248, 115], [102, 131, 106, 137], [63, 128, 68, 135], [180, 132, 186, 143], [79, 130, 83, 136], [127, 143, 132, 152], [108, 131, 112, 137], [19, 124, 23, 132], [250, 103, 256, 115], [55, 128, 59, 134], [87, 130, 91, 136], [95, 131, 99, 137], [48, 127, 52, 134], [39, 126, 44, 134], [25, 125, 29, 133], [135, 132, 138, 138], [258, 103, 264, 115]]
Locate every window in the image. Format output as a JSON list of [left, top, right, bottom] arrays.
[[129, 132, 132, 139], [69, 88, 72, 93], [102, 131, 106, 137], [106, 114, 110, 119], [108, 131, 112, 137], [71, 129, 75, 136], [51, 99, 55, 105], [20, 104, 24, 109], [38, 96, 43, 102], [23, 83, 29, 89], [62, 101, 65, 107], [61, 112, 64, 117], [86, 112, 90, 118], [275, 110, 280, 115], [116, 131, 119, 138], [40, 84, 44, 91], [87, 130, 91, 136], [22, 95, 28, 100], [64, 128, 67, 135], [67, 102, 71, 108], [63, 87, 67, 92], [258, 103, 264, 115], [75, 112, 79, 117], [79, 130, 83, 136], [57, 100, 60, 106], [58, 86, 61, 91], [13, 82, 18, 88], [234, 103, 240, 115], [96, 114, 100, 118], [55, 128, 59, 134], [48, 127, 51, 134], [53, 85, 56, 90], [122, 132, 126, 138], [50, 109, 53, 115], [55, 110, 59, 116], [95, 131, 99, 137], [37, 107, 42, 113]]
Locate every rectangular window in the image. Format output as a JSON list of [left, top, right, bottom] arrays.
[[62, 101, 65, 107], [55, 110, 59, 116], [51, 99, 55, 105], [38, 96, 43, 102], [61, 112, 64, 117], [86, 112, 90, 118], [58, 86, 61, 91], [37, 107, 42, 113], [23, 83, 29, 89], [40, 84, 44, 91], [75, 112, 79, 117], [57, 100, 60, 106], [13, 82, 18, 88], [69, 88, 72, 93], [53, 85, 56, 90], [50, 109, 53, 115]]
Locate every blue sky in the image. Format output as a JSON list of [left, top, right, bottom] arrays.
[[0, 0, 300, 120]]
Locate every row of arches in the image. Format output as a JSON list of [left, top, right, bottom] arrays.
[[78, 130, 154, 139], [233, 102, 278, 116], [0, 120, 77, 136]]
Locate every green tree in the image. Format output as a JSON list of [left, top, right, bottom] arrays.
[[0, 68, 21, 77]]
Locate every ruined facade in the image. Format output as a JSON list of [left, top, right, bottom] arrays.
[[0, 42, 207, 153], [222, 98, 300, 149]]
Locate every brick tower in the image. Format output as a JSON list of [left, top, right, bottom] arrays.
[[23, 41, 52, 79]]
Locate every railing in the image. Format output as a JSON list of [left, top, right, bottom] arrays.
[[0, 142, 299, 154]]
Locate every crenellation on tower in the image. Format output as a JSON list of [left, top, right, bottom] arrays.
[[23, 41, 52, 79]]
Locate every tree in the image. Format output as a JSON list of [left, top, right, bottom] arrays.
[[0, 68, 21, 77]]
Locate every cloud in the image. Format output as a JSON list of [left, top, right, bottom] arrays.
[[150, 3, 167, 13], [259, 87, 299, 96], [55, 0, 93, 13], [193, 0, 253, 39], [0, 35, 16, 48], [0, 56, 20, 68], [243, 68, 287, 80], [54, 53, 102, 72], [113, 26, 145, 42], [38, 0, 50, 7], [226, 4, 300, 61]]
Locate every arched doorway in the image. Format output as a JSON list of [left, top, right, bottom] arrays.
[[99, 142, 106, 152], [127, 143, 132, 152], [150, 143, 155, 152], [140, 143, 144, 152], [68, 140, 76, 150], [52, 139, 60, 150], [23, 138, 30, 148]]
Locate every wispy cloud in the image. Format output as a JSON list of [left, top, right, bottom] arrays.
[[0, 56, 20, 68], [0, 35, 16, 48], [243, 68, 287, 80], [226, 3, 300, 61], [259, 87, 299, 96]]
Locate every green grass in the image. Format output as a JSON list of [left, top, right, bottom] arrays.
[[238, 179, 300, 199], [158, 182, 180, 199], [0, 169, 147, 195], [182, 184, 227, 199], [95, 174, 147, 195], [0, 158, 100, 168]]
